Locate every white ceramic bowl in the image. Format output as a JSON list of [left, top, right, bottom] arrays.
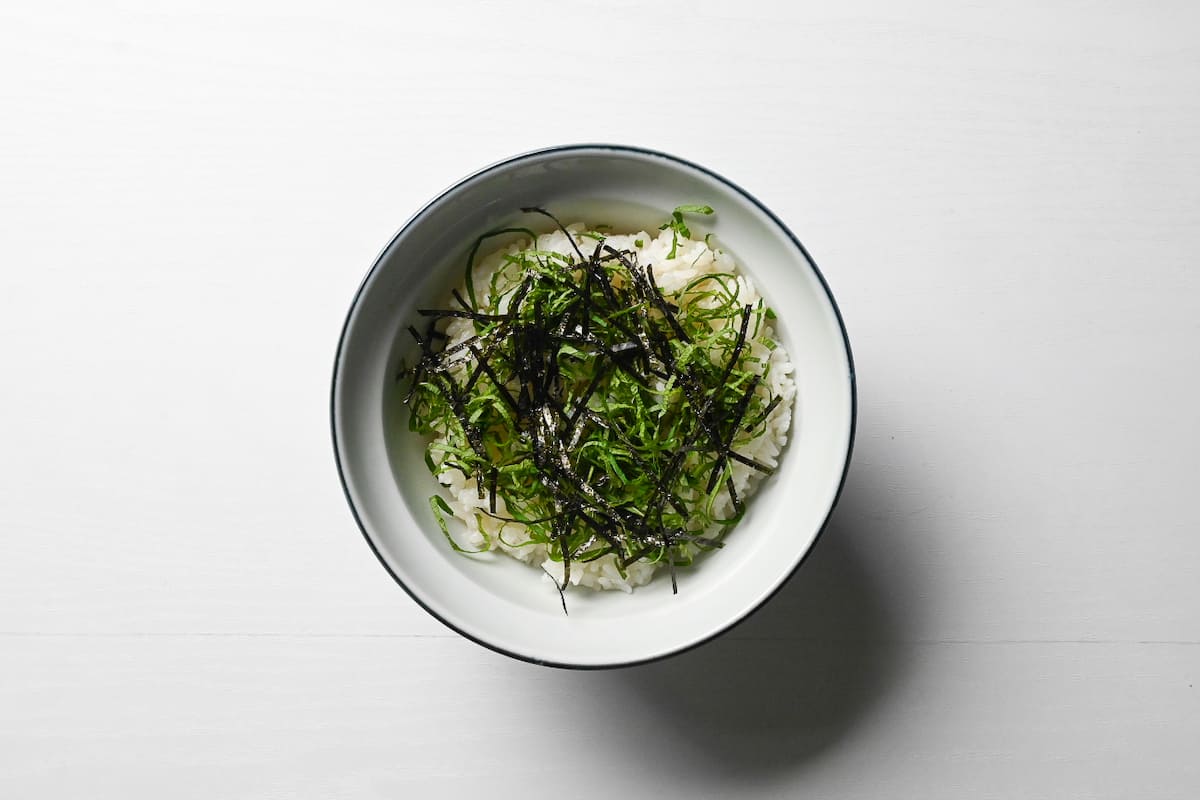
[[332, 145, 855, 668]]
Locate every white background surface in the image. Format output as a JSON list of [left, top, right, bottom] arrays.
[[2, 1, 1198, 797]]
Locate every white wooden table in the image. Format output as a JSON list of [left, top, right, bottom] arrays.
[[4, 2, 1198, 796]]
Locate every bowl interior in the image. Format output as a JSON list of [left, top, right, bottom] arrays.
[[333, 147, 854, 667]]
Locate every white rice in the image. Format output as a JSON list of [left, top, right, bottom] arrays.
[[430, 223, 795, 592]]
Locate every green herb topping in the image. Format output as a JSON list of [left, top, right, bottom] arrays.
[[399, 206, 783, 599]]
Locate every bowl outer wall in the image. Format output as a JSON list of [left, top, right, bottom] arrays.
[[331, 144, 856, 668]]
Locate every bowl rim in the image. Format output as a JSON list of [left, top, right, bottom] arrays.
[[330, 143, 858, 669]]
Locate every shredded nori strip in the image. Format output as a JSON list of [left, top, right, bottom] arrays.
[[400, 207, 786, 604]]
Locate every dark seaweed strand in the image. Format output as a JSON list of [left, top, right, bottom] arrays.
[[399, 325, 429, 400], [398, 319, 447, 395], [467, 343, 519, 413], [403, 208, 784, 602], [463, 227, 539, 308], [744, 395, 783, 433], [566, 362, 611, 447], [726, 450, 776, 474], [520, 206, 588, 263], [706, 375, 762, 515], [603, 245, 692, 348], [557, 510, 574, 589], [437, 363, 490, 494], [541, 564, 569, 616]]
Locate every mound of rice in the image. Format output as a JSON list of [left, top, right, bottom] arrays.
[[429, 223, 795, 592]]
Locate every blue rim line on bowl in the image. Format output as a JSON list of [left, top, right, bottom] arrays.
[[330, 143, 858, 669]]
